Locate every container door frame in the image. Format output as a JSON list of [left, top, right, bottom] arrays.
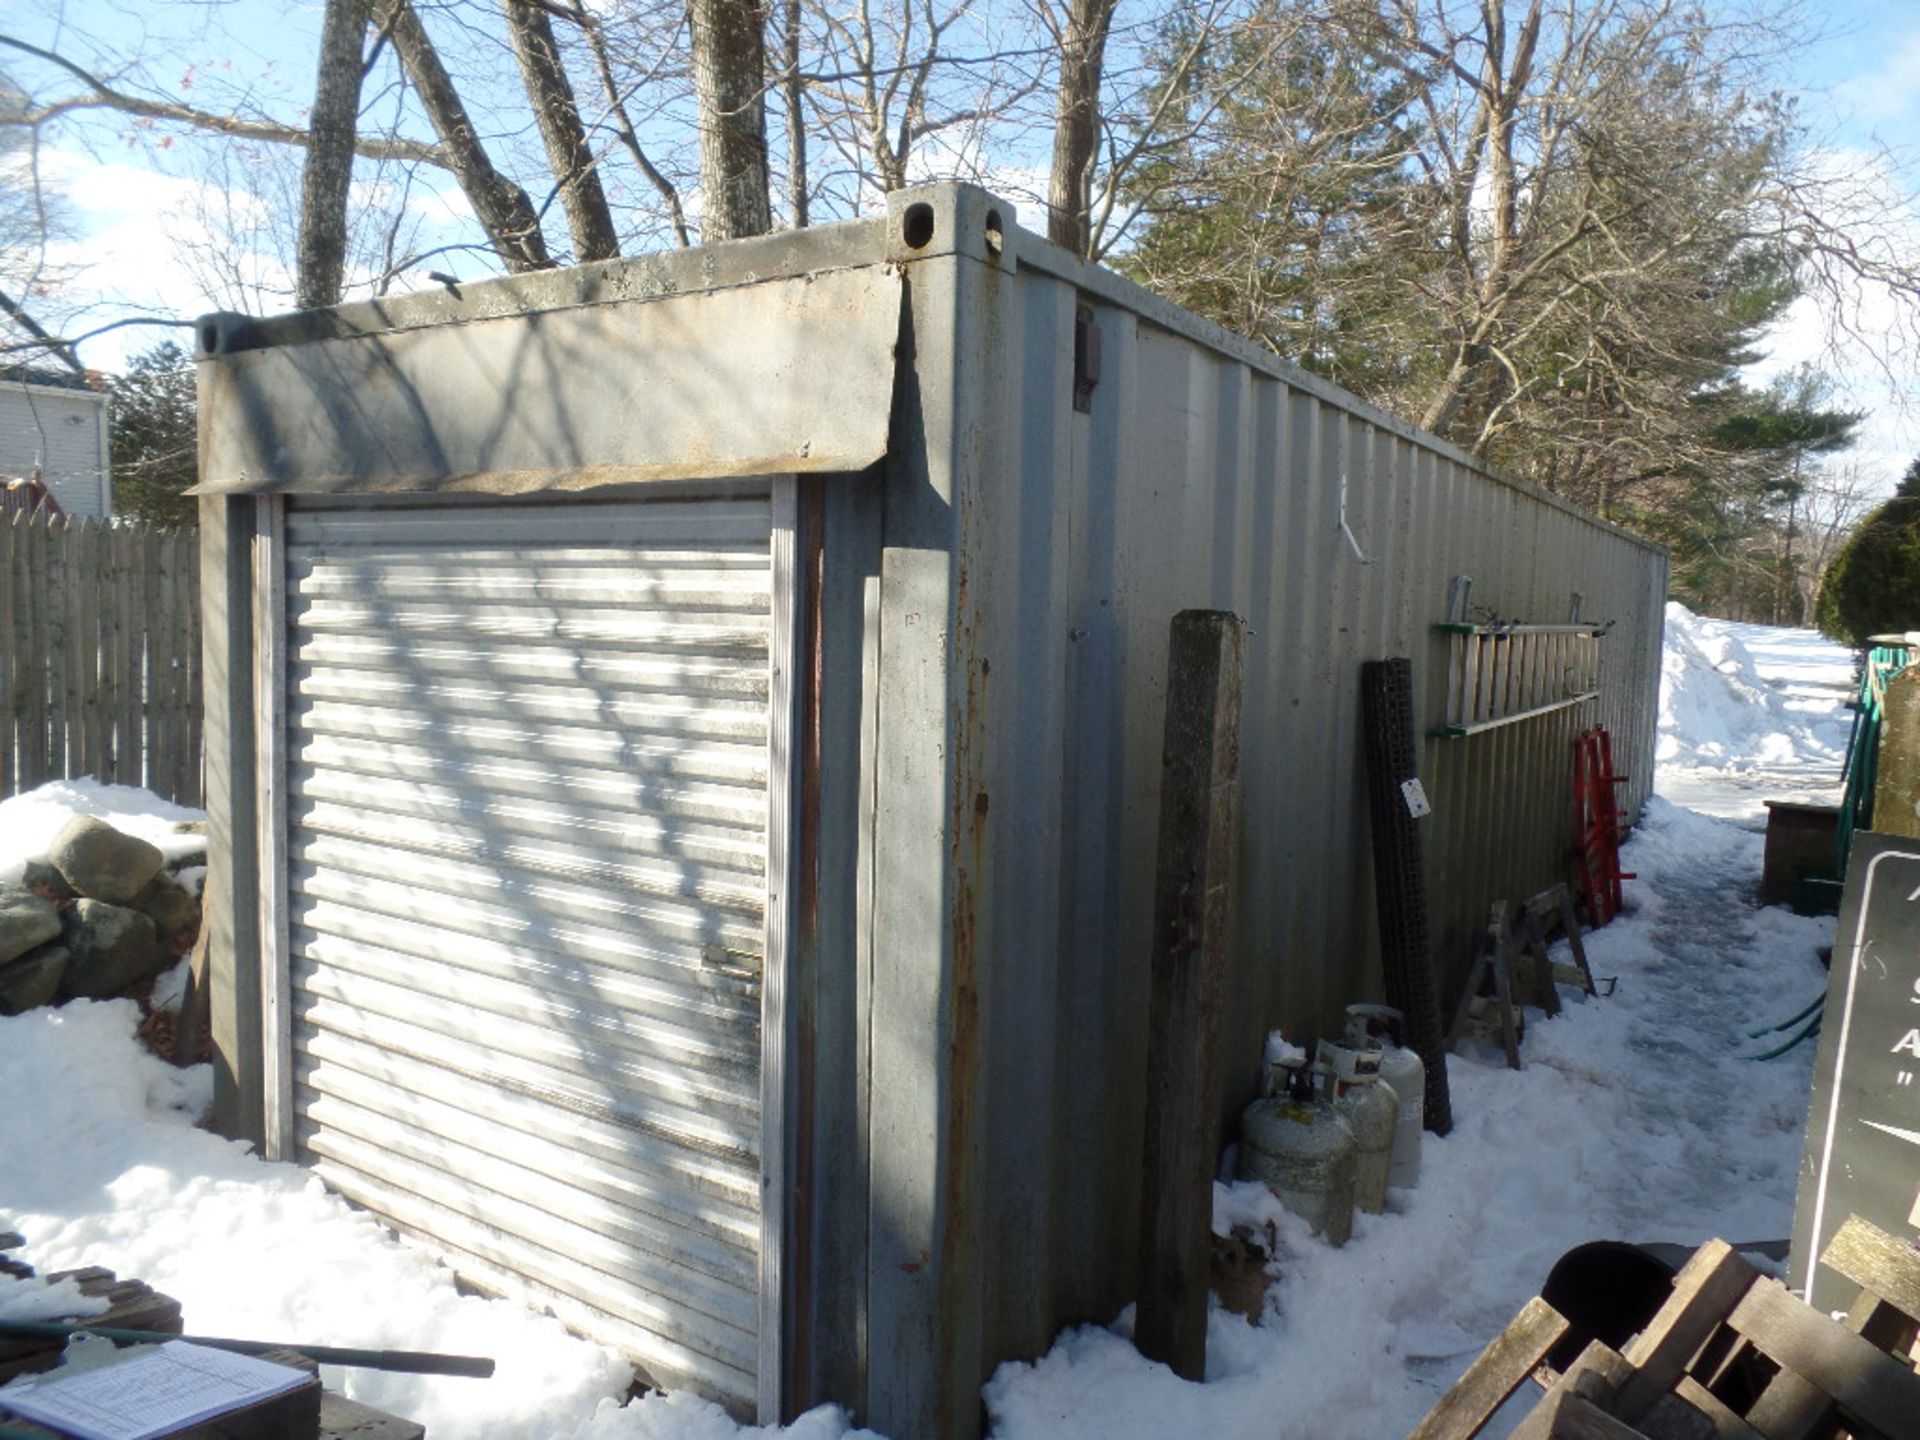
[[249, 478, 803, 1423]]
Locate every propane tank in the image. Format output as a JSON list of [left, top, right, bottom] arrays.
[[1344, 1004, 1425, 1190], [1314, 1039, 1398, 1214], [1237, 1060, 1357, 1246]]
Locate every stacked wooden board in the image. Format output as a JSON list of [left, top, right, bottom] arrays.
[[1407, 1214, 1920, 1439]]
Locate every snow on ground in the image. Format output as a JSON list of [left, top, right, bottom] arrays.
[[1655, 603, 1855, 822], [0, 607, 1858, 1440]]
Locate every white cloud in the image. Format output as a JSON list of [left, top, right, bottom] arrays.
[[1835, 28, 1920, 124], [31, 145, 291, 367], [1739, 140, 1920, 497]]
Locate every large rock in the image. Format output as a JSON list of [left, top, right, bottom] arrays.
[[59, 901, 166, 999], [0, 945, 68, 1015], [132, 874, 200, 956], [48, 816, 165, 905], [0, 886, 62, 965], [20, 860, 75, 905]]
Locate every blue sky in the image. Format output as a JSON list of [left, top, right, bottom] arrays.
[[7, 0, 1918, 491]]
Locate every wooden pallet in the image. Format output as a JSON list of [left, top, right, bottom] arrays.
[[1406, 1214, 1920, 1440]]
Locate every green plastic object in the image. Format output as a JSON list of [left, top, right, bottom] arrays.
[[1835, 642, 1913, 876]]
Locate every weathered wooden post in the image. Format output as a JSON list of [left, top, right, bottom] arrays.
[[1872, 666, 1920, 839], [1136, 609, 1243, 1381]]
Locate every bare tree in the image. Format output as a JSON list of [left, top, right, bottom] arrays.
[[0, 74, 77, 359], [378, 0, 555, 269], [1314, 0, 1918, 475], [0, 34, 444, 169], [502, 0, 619, 260], [1795, 462, 1881, 622], [1044, 0, 1116, 255], [1117, 0, 1918, 526], [298, 0, 372, 308], [563, 0, 692, 245], [690, 0, 772, 238], [798, 0, 1041, 209], [781, 0, 809, 225]]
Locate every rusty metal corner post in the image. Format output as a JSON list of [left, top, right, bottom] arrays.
[[1136, 609, 1244, 1381]]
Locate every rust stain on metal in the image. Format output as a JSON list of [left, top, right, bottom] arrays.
[[940, 483, 989, 1368], [190, 454, 853, 497]]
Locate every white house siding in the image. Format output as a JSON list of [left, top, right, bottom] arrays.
[[0, 380, 111, 518]]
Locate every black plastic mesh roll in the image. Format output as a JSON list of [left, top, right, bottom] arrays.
[[1360, 657, 1453, 1134]]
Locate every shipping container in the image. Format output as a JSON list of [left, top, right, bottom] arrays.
[[195, 182, 1665, 1439]]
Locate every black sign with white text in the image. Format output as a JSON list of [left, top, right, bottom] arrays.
[[1790, 831, 1920, 1308]]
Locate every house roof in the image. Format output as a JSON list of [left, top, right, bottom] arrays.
[[0, 363, 105, 394]]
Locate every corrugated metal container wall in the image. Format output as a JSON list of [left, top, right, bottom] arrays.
[[193, 186, 1666, 1440], [937, 217, 1666, 1386]]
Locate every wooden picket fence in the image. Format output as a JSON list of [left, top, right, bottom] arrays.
[[0, 510, 203, 806]]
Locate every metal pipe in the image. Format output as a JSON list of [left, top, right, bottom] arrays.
[[0, 1321, 495, 1378]]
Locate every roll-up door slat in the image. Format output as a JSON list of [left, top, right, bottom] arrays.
[[284, 494, 769, 1409]]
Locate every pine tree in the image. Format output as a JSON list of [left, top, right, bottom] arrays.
[[1815, 456, 1920, 646], [110, 341, 197, 528]]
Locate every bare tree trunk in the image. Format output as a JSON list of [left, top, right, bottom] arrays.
[[782, 0, 808, 227], [378, 0, 552, 270], [297, 0, 369, 309], [1777, 484, 1799, 625], [565, 0, 690, 247], [690, 0, 772, 240], [1047, 0, 1117, 257], [503, 0, 620, 261]]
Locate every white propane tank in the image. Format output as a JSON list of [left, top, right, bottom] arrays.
[[1237, 1060, 1357, 1246], [1345, 1004, 1424, 1190], [1314, 1039, 1398, 1214]]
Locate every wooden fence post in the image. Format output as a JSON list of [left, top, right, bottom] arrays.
[[1136, 609, 1244, 1381]]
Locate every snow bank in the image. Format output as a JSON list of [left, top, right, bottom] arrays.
[[1657, 603, 1852, 774]]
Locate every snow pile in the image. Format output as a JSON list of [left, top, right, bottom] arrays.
[[1654, 605, 1856, 821], [1656, 603, 1852, 776], [0, 1272, 110, 1323]]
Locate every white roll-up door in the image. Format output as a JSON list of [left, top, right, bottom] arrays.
[[280, 493, 773, 1408]]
